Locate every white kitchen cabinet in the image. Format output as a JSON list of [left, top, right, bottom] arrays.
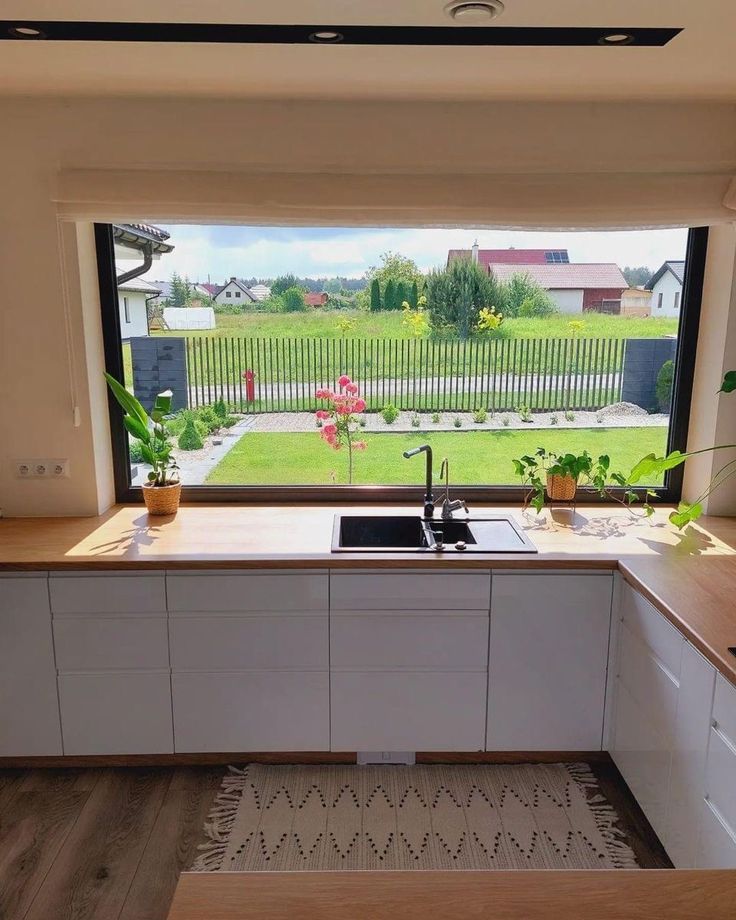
[[0, 574, 62, 755], [53, 615, 169, 671], [172, 671, 329, 752], [666, 641, 716, 867], [166, 571, 328, 613], [49, 572, 167, 614], [58, 671, 173, 755], [696, 797, 736, 868], [487, 573, 612, 751], [698, 674, 736, 867], [330, 571, 490, 611], [330, 671, 487, 751]]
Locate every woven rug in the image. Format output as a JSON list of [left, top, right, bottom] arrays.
[[192, 763, 638, 871]]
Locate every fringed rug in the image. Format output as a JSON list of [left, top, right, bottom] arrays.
[[192, 763, 638, 871]]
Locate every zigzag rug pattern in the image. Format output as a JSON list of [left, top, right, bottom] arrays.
[[193, 763, 638, 871]]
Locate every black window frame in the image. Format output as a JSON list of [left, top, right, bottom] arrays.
[[96, 223, 708, 505]]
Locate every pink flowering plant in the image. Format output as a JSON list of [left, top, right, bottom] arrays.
[[315, 375, 367, 484]]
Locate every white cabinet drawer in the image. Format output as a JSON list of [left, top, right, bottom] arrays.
[[620, 582, 682, 680], [712, 674, 736, 749], [705, 725, 736, 838], [696, 797, 736, 868], [611, 679, 671, 842], [53, 616, 170, 671], [330, 571, 490, 610], [487, 573, 611, 752], [170, 615, 328, 670], [330, 612, 488, 670], [58, 671, 173, 754], [0, 576, 62, 755], [172, 671, 329, 752], [167, 572, 328, 613], [617, 622, 680, 743], [666, 642, 717, 868], [49, 573, 166, 615], [330, 671, 487, 751]]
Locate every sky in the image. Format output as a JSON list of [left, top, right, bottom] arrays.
[[128, 224, 690, 284]]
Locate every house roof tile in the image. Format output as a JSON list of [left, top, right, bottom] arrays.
[[488, 262, 627, 290]]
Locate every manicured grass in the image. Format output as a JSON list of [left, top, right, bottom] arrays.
[[206, 427, 668, 486], [152, 310, 678, 342]]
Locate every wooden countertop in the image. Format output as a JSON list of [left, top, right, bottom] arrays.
[[2, 503, 736, 683], [166, 869, 736, 920]]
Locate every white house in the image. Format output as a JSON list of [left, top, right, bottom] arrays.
[[647, 261, 685, 317], [118, 278, 161, 339], [250, 283, 272, 301], [487, 262, 628, 314], [213, 277, 257, 305]]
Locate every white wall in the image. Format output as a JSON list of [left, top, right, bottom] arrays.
[[650, 271, 683, 318], [549, 289, 583, 314], [214, 280, 249, 305], [1, 96, 736, 516], [118, 290, 149, 338], [163, 307, 215, 330]]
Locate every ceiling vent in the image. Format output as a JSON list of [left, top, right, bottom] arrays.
[[445, 1, 505, 23]]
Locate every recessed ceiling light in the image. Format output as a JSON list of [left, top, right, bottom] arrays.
[[8, 25, 46, 39], [308, 30, 344, 43], [598, 32, 635, 45], [444, 1, 505, 24]]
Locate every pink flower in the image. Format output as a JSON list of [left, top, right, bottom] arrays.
[[338, 374, 351, 389], [353, 398, 366, 412], [353, 440, 367, 451], [344, 382, 359, 395], [315, 388, 334, 400], [335, 403, 352, 415], [315, 409, 331, 420], [322, 423, 337, 437]]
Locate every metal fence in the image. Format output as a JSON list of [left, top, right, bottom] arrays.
[[185, 335, 626, 414]]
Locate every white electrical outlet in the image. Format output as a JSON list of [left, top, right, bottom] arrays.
[[14, 459, 69, 479]]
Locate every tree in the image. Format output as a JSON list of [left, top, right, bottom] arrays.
[[504, 273, 556, 318], [370, 278, 382, 312], [384, 279, 398, 312], [395, 280, 409, 310], [271, 274, 301, 297], [169, 272, 192, 308], [364, 251, 423, 311], [408, 279, 419, 309], [623, 266, 653, 288], [281, 286, 308, 313], [425, 259, 506, 339]]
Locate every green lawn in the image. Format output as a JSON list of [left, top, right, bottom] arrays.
[[152, 310, 678, 342], [206, 427, 668, 486]]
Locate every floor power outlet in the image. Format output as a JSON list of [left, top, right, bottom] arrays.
[[357, 752, 416, 765]]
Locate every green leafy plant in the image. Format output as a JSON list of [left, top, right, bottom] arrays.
[[454, 416, 462, 428], [213, 396, 228, 420], [565, 410, 576, 422], [550, 414, 559, 425], [431, 412, 441, 424], [282, 286, 308, 313], [516, 405, 533, 423], [512, 448, 647, 515], [472, 407, 488, 424], [410, 412, 421, 428], [359, 415, 367, 427], [314, 375, 367, 484], [178, 415, 204, 451], [502, 415, 511, 427], [104, 373, 179, 486], [656, 360, 674, 412], [381, 403, 399, 424]]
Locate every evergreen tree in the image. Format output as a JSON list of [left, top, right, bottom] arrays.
[[395, 280, 409, 310], [370, 278, 382, 312], [170, 272, 190, 308], [409, 280, 419, 309], [384, 278, 397, 311]]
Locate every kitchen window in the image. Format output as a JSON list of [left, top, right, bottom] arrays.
[[97, 224, 706, 505]]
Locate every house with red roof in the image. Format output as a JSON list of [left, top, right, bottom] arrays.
[[448, 244, 627, 314], [304, 292, 329, 307]]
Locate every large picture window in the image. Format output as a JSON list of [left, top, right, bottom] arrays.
[[96, 223, 706, 504]]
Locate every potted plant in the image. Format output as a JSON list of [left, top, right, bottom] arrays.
[[104, 373, 181, 515], [513, 448, 648, 514]]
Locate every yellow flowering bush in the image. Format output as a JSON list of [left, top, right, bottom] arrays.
[[477, 305, 503, 333], [567, 320, 586, 336], [336, 316, 357, 336], [401, 295, 430, 338]]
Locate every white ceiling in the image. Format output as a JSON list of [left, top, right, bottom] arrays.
[[0, 0, 734, 101]]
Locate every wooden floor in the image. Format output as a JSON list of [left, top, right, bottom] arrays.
[[0, 760, 670, 920]]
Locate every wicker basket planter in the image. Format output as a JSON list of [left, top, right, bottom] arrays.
[[142, 481, 181, 516], [546, 473, 577, 502]]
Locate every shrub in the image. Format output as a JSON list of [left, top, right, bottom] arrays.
[[370, 278, 382, 312], [381, 403, 399, 424], [222, 416, 238, 428], [198, 406, 222, 433], [282, 286, 308, 312], [502, 415, 510, 426], [565, 410, 576, 422], [453, 416, 462, 428], [178, 416, 204, 451], [425, 259, 506, 339], [656, 359, 674, 412], [504, 273, 557, 318], [550, 414, 559, 425], [472, 407, 488, 424], [128, 438, 144, 463], [431, 412, 441, 424], [213, 397, 228, 419], [411, 413, 421, 428], [516, 405, 533, 423], [359, 415, 367, 427]]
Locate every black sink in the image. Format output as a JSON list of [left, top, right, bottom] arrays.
[[332, 515, 536, 554]]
